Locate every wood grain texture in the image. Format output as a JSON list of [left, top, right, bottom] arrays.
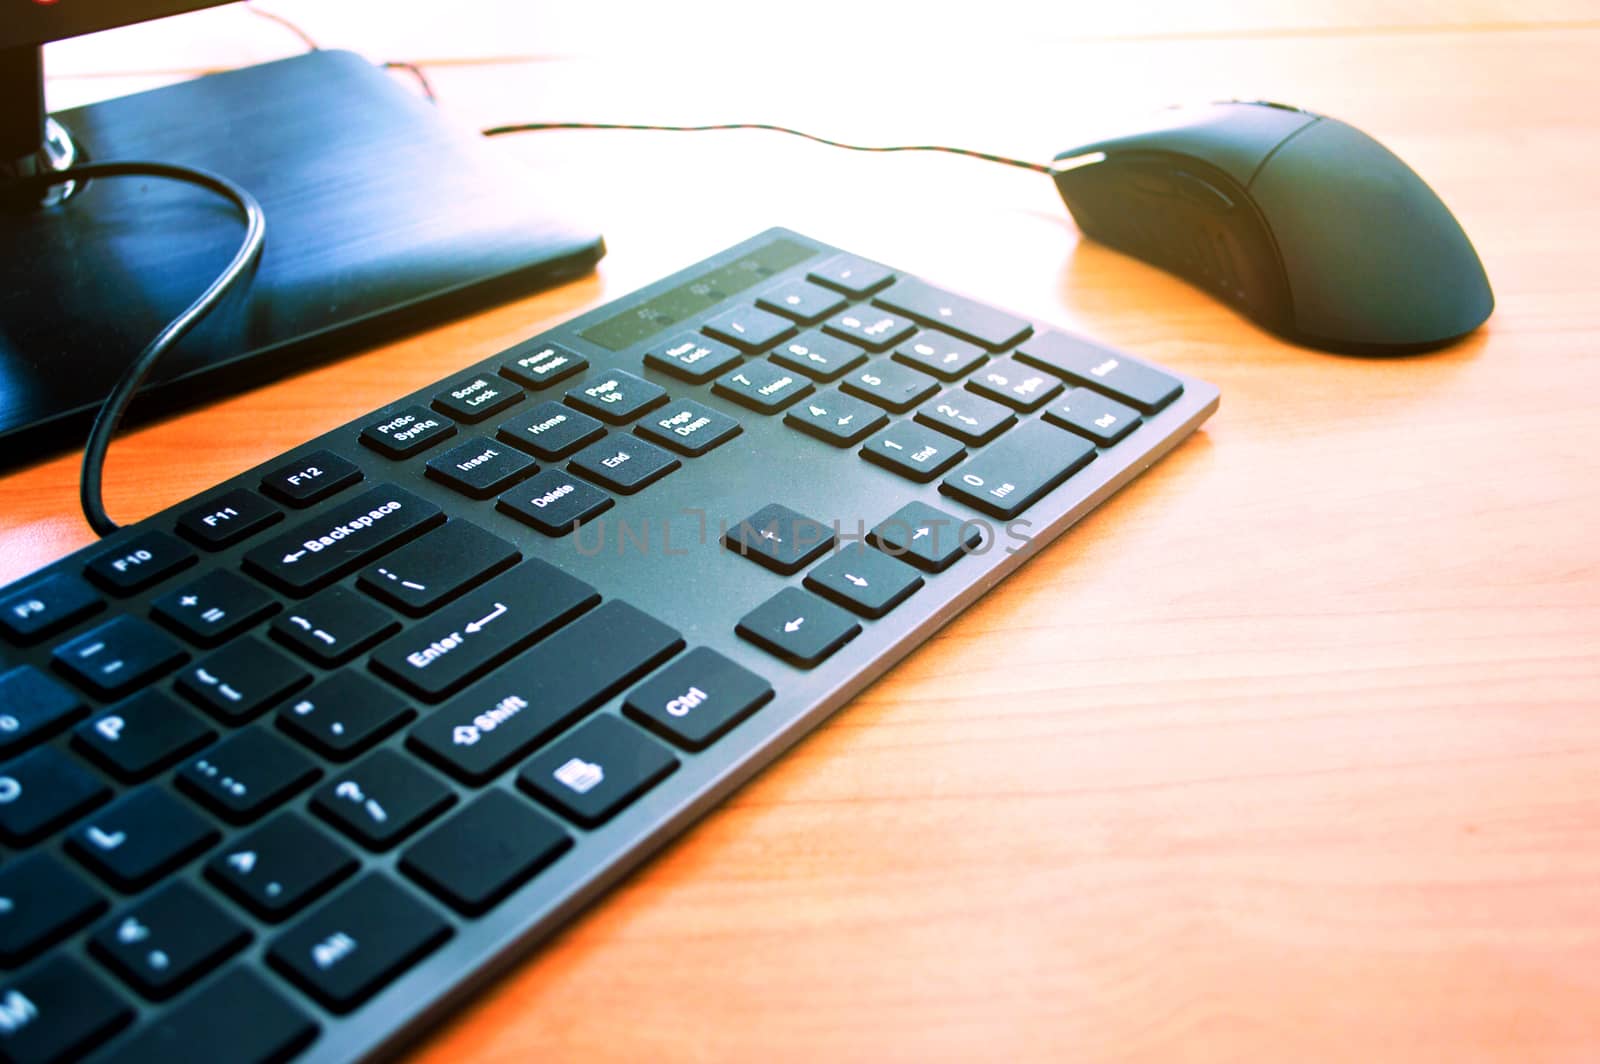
[[7, 4, 1599, 1060]]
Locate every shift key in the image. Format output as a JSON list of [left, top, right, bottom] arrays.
[[244, 486, 444, 595], [370, 559, 599, 702]]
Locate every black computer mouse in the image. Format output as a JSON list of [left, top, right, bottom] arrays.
[[1050, 101, 1493, 354]]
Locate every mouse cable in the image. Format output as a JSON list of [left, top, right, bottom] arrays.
[[4, 161, 267, 538]]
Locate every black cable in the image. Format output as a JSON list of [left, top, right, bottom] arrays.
[[245, 2, 321, 51], [4, 162, 267, 537], [382, 61, 438, 103], [481, 121, 1057, 176]]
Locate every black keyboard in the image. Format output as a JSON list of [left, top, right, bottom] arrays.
[[0, 229, 1217, 1064]]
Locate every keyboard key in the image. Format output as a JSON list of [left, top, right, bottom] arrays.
[[702, 305, 796, 352], [964, 356, 1064, 411], [268, 874, 451, 1014], [432, 373, 523, 423], [259, 448, 363, 507], [499, 340, 587, 390], [623, 647, 774, 750], [1043, 386, 1143, 445], [756, 279, 848, 324], [312, 750, 454, 852], [370, 558, 599, 702], [840, 360, 940, 413], [0, 957, 131, 1064], [496, 468, 614, 536], [769, 329, 869, 381], [807, 252, 894, 296], [872, 277, 1033, 350], [89, 881, 249, 1000], [804, 543, 924, 619], [107, 967, 318, 1064], [69, 788, 219, 892], [569, 435, 681, 494], [206, 813, 358, 921], [518, 715, 678, 828], [178, 728, 320, 825], [359, 404, 457, 459], [175, 489, 282, 550], [859, 421, 968, 483], [0, 747, 107, 845], [784, 388, 888, 446], [425, 436, 537, 499], [176, 638, 310, 724], [564, 369, 668, 424], [401, 791, 572, 916], [724, 503, 837, 575], [940, 419, 1097, 519], [84, 531, 196, 596], [634, 399, 742, 457], [0, 854, 105, 967], [712, 360, 814, 413], [0, 573, 102, 646], [497, 400, 607, 460], [914, 389, 1018, 446], [279, 672, 413, 761], [151, 569, 279, 646], [358, 520, 520, 615], [892, 331, 989, 380], [52, 616, 187, 699], [822, 307, 916, 352], [643, 334, 743, 383], [0, 666, 84, 758], [73, 691, 215, 783], [409, 600, 684, 785], [243, 485, 445, 596], [869, 501, 984, 573], [270, 585, 398, 667], [736, 586, 861, 668], [1015, 332, 1184, 412]]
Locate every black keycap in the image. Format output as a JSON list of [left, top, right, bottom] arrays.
[[1043, 386, 1143, 445], [268, 874, 452, 1014], [52, 616, 187, 699], [178, 728, 321, 825], [519, 715, 678, 828], [243, 485, 445, 596], [564, 369, 668, 424], [0, 573, 102, 646], [497, 400, 607, 460], [840, 360, 940, 413], [643, 334, 743, 383], [807, 252, 894, 296], [0, 957, 131, 1064], [914, 388, 1018, 446], [409, 600, 684, 785], [424, 436, 537, 499], [0, 746, 107, 846], [499, 340, 588, 390], [892, 330, 989, 380], [724, 503, 837, 575], [701, 305, 797, 352], [278, 672, 413, 761], [0, 853, 106, 966], [736, 586, 861, 668], [312, 750, 455, 852], [84, 531, 196, 596], [1015, 331, 1184, 412], [370, 558, 599, 702], [358, 520, 520, 615], [496, 469, 614, 536], [107, 967, 318, 1064], [176, 489, 283, 551], [69, 788, 219, 892], [712, 360, 814, 413], [432, 373, 523, 423], [940, 419, 1097, 519], [89, 881, 249, 1000], [784, 388, 888, 446], [206, 813, 358, 921], [623, 647, 774, 750], [569, 435, 681, 494], [73, 690, 215, 783], [868, 501, 984, 573], [804, 543, 924, 619], [260, 448, 363, 507], [634, 399, 742, 457], [0, 666, 84, 758], [859, 420, 968, 483], [359, 404, 457, 458], [872, 277, 1033, 350], [270, 585, 399, 667], [822, 307, 916, 352], [176, 638, 310, 724], [756, 279, 848, 324], [151, 569, 279, 646], [769, 329, 868, 381], [401, 791, 572, 916], [965, 356, 1064, 411]]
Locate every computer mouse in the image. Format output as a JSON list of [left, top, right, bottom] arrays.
[[1050, 101, 1493, 354]]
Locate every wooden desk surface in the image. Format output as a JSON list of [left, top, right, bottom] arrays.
[[7, 3, 1599, 1059]]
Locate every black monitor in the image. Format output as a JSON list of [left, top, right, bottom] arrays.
[[0, 1, 602, 467]]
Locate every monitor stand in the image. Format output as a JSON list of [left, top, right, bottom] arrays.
[[0, 48, 604, 469]]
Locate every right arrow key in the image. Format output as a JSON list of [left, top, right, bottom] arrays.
[[736, 587, 861, 668]]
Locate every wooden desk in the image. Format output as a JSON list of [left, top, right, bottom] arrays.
[[7, 3, 1599, 1058]]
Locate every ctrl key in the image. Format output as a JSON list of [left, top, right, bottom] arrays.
[[0, 957, 131, 1064]]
